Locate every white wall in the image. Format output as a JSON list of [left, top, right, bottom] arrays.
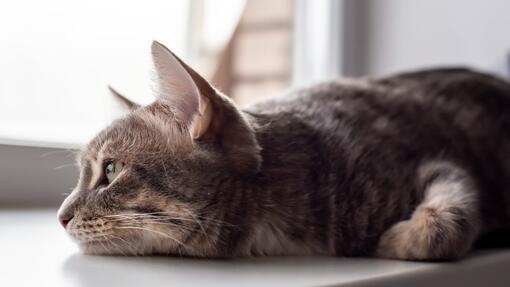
[[344, 0, 510, 77]]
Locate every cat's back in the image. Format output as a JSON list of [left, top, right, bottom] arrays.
[[243, 68, 510, 256], [248, 68, 510, 121], [247, 68, 510, 148], [246, 67, 510, 196]]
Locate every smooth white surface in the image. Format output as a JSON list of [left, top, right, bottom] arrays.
[[2, 209, 510, 287]]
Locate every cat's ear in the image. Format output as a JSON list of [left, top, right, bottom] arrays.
[[151, 41, 261, 173], [151, 41, 212, 138], [108, 86, 140, 111]]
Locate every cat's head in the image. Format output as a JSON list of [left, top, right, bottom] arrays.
[[57, 41, 261, 256]]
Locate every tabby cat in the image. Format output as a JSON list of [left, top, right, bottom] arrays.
[[58, 41, 510, 260]]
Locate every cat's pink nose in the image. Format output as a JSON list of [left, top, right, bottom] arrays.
[[59, 214, 74, 229]]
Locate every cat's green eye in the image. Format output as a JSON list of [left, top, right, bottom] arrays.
[[105, 161, 124, 183]]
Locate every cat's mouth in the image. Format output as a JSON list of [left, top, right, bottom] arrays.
[[64, 212, 193, 256]]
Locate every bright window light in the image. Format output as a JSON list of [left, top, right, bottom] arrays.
[[0, 0, 191, 147], [0, 0, 248, 148]]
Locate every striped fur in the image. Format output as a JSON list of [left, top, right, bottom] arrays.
[[58, 44, 510, 260]]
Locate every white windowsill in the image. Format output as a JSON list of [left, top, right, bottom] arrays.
[[0, 142, 79, 206], [1, 208, 509, 287], [0, 137, 81, 150], [0, 123, 93, 150]]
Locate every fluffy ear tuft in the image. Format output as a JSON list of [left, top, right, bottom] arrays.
[[190, 94, 213, 139], [151, 41, 200, 126]]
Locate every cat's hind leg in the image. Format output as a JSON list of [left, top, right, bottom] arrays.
[[376, 161, 481, 260]]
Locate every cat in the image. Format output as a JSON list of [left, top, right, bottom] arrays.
[[57, 41, 510, 260]]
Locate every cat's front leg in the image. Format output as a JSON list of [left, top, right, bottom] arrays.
[[376, 161, 481, 261]]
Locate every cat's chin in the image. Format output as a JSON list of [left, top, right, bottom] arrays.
[[78, 240, 135, 256], [75, 235, 187, 256]]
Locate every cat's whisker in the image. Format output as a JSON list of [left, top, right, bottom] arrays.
[[103, 214, 216, 226], [109, 217, 227, 235], [109, 234, 138, 256], [176, 244, 184, 259], [39, 149, 80, 158], [117, 226, 185, 246], [179, 208, 209, 240], [103, 214, 188, 222], [112, 218, 196, 233], [100, 234, 129, 256], [104, 212, 235, 226], [89, 212, 230, 254], [176, 207, 236, 227], [178, 208, 221, 249], [144, 221, 195, 232], [104, 215, 192, 223], [97, 236, 112, 254], [53, 163, 79, 170]]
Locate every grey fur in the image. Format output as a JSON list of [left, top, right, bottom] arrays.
[[58, 46, 510, 260]]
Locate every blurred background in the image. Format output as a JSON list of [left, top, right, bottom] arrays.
[[1, 0, 510, 147], [1, 0, 510, 205], [0, 0, 291, 146]]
